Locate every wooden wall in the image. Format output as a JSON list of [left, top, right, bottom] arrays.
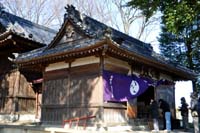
[[41, 55, 176, 125], [0, 55, 36, 114], [103, 56, 176, 121], [42, 63, 102, 124], [103, 56, 131, 123], [0, 70, 35, 113], [103, 102, 127, 124]]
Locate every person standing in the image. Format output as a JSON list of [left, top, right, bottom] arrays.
[[190, 92, 199, 133], [149, 99, 159, 131], [197, 95, 200, 121], [179, 97, 189, 131], [158, 99, 171, 131]]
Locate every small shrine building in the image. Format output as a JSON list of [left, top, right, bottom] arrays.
[[15, 5, 196, 126], [0, 8, 56, 121]]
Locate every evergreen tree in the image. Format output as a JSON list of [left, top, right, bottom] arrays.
[[127, 0, 200, 91], [159, 17, 200, 90]]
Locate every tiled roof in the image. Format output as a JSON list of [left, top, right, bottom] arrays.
[[0, 9, 56, 45], [15, 5, 197, 79], [63, 5, 153, 55], [17, 5, 153, 61], [17, 38, 102, 61]]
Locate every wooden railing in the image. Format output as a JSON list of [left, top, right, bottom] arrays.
[[62, 115, 96, 130]]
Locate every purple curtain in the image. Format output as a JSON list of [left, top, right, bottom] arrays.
[[103, 70, 149, 102]]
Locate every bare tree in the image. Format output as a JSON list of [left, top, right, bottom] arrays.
[[1, 0, 160, 50], [1, 0, 112, 29], [72, 0, 111, 23], [108, 0, 160, 41], [110, 0, 139, 34], [1, 0, 63, 29]]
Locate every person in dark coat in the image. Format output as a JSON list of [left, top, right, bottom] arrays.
[[197, 96, 200, 121], [149, 99, 159, 131], [179, 97, 189, 131], [158, 99, 171, 131]]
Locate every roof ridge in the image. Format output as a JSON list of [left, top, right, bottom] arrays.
[[64, 5, 97, 37], [64, 5, 153, 51]]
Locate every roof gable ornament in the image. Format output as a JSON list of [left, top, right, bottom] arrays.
[[64, 5, 83, 23], [65, 24, 75, 39], [103, 27, 112, 39], [63, 24, 84, 43], [63, 5, 95, 37], [46, 5, 98, 49]]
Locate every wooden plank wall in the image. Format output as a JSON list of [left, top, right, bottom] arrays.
[[42, 106, 99, 125], [0, 70, 35, 113], [104, 107, 127, 124], [42, 63, 102, 124]]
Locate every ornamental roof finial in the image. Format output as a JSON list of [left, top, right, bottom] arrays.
[[64, 4, 83, 22]]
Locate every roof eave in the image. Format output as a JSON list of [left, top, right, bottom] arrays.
[[16, 37, 197, 80], [15, 39, 107, 66], [105, 38, 197, 80], [0, 31, 45, 47]]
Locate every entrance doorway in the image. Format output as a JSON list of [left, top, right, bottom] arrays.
[[137, 86, 154, 118]]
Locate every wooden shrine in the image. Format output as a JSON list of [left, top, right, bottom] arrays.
[[14, 5, 197, 126], [0, 8, 56, 121]]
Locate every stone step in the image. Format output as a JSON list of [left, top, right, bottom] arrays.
[[62, 118, 151, 131], [128, 118, 151, 131]]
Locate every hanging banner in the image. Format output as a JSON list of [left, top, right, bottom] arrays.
[[103, 70, 149, 102]]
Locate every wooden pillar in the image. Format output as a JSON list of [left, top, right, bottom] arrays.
[[67, 61, 71, 106], [99, 54, 105, 125], [35, 91, 39, 119], [13, 71, 20, 114], [41, 66, 46, 122], [127, 62, 137, 118]]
